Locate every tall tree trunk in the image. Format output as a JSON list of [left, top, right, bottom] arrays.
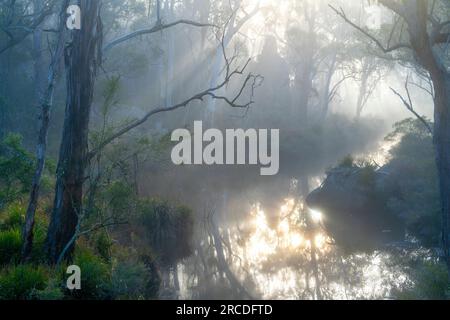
[[402, 0, 450, 270], [45, 0, 102, 264], [355, 62, 369, 119], [320, 54, 337, 120], [32, 0, 46, 103], [294, 29, 315, 126], [432, 74, 450, 270], [21, 0, 68, 262]]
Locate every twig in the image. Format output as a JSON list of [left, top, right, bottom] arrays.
[[329, 5, 411, 54], [389, 79, 433, 135]]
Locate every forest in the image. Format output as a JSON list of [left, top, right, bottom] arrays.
[[0, 0, 449, 300]]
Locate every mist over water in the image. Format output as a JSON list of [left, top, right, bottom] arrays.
[[0, 0, 447, 301]]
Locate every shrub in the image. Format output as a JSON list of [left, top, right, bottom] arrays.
[[358, 165, 377, 188], [393, 260, 449, 300], [138, 198, 193, 267], [0, 264, 48, 299], [0, 201, 25, 231], [29, 278, 64, 300], [0, 134, 34, 208], [67, 248, 112, 300], [110, 246, 161, 299], [111, 260, 150, 299], [95, 232, 113, 262], [103, 181, 135, 216], [0, 200, 48, 264], [138, 253, 161, 298], [339, 155, 354, 168], [29, 213, 49, 264], [0, 228, 22, 265]]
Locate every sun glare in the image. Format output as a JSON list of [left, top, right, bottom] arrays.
[[214, 198, 409, 299], [309, 209, 323, 223]]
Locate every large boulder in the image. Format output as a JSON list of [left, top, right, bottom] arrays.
[[306, 164, 406, 252]]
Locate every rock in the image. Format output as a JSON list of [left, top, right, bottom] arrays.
[[306, 165, 406, 253]]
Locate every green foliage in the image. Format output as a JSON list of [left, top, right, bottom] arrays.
[[0, 200, 48, 264], [0, 264, 48, 300], [68, 248, 112, 300], [95, 232, 113, 262], [138, 253, 161, 298], [29, 278, 64, 300], [111, 256, 160, 299], [393, 260, 449, 300], [138, 198, 194, 266], [89, 76, 121, 151], [386, 118, 440, 247], [329, 118, 442, 249], [338, 155, 354, 168], [337, 155, 377, 188], [0, 134, 34, 208], [111, 260, 148, 299], [29, 212, 49, 264], [358, 164, 377, 188], [385, 118, 432, 142], [0, 228, 22, 266], [101, 76, 121, 117], [104, 180, 135, 215], [0, 201, 25, 231]]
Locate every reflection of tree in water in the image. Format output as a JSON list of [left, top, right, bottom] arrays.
[[224, 198, 410, 300], [179, 196, 437, 300]]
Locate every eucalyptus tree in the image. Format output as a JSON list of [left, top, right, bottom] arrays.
[[21, 0, 70, 262], [332, 0, 450, 270], [0, 0, 56, 54], [44, 0, 261, 263]]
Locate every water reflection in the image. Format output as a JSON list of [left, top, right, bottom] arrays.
[[178, 197, 410, 300], [223, 198, 408, 299]]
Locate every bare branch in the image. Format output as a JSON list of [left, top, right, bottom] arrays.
[[328, 73, 353, 103], [89, 31, 262, 159], [103, 19, 217, 52], [0, 0, 56, 54], [389, 80, 433, 135], [378, 0, 407, 19], [329, 5, 411, 54]]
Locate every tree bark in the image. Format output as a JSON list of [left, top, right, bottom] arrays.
[[294, 24, 316, 126], [432, 73, 450, 270], [334, 0, 450, 270], [320, 54, 337, 120], [45, 0, 102, 264], [400, 0, 450, 270], [356, 60, 369, 119], [21, 0, 68, 262]]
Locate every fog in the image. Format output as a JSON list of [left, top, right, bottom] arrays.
[[0, 0, 448, 301]]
